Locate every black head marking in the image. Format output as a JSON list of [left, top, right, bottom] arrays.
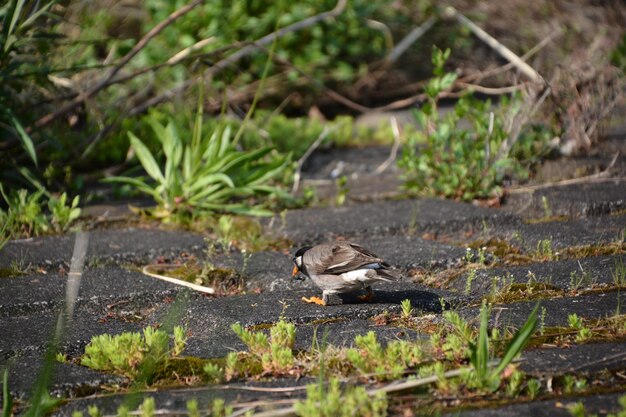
[[293, 246, 312, 260], [293, 246, 312, 277]]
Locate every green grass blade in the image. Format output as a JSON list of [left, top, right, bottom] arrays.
[[2, 368, 12, 417], [494, 302, 539, 375], [477, 303, 489, 377], [128, 132, 164, 184], [20, 1, 55, 29], [187, 173, 234, 192], [182, 146, 192, 181], [9, 113, 37, 166], [219, 148, 271, 173], [102, 176, 162, 203], [5, 0, 24, 44], [187, 183, 223, 203], [203, 129, 220, 163], [218, 125, 232, 158]]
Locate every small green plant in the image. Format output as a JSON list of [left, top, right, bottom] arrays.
[[140, 397, 155, 417], [231, 319, 296, 375], [541, 196, 552, 218], [88, 405, 101, 417], [613, 257, 626, 286], [105, 110, 290, 220], [347, 331, 423, 381], [224, 351, 239, 381], [0, 185, 81, 239], [400, 299, 414, 319], [398, 47, 540, 201], [186, 399, 199, 417], [81, 326, 186, 380], [294, 377, 387, 417], [435, 310, 474, 361], [335, 175, 349, 206], [526, 378, 541, 399], [568, 314, 592, 342], [569, 269, 592, 292], [465, 269, 477, 295], [210, 398, 233, 417], [535, 239, 555, 260], [203, 362, 224, 384], [465, 247, 473, 263], [568, 394, 626, 417], [466, 302, 539, 392], [48, 193, 81, 233], [505, 369, 525, 397], [562, 375, 587, 394]]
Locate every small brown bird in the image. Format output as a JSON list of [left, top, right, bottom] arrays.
[[292, 241, 398, 306]]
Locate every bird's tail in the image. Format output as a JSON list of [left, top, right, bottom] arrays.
[[376, 267, 400, 281]]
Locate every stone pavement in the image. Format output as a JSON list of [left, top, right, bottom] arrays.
[[0, 138, 625, 416]]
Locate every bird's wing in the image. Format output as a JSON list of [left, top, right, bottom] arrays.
[[321, 242, 386, 275]]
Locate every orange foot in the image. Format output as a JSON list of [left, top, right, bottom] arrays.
[[358, 289, 374, 303], [302, 296, 326, 306]]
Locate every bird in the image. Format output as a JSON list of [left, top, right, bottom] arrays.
[[292, 241, 398, 306]]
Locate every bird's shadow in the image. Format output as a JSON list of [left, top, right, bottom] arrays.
[[336, 289, 449, 313]]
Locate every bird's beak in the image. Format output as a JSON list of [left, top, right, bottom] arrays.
[[292, 265, 304, 281]]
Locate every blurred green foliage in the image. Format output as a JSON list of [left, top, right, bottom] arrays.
[[399, 48, 553, 201]]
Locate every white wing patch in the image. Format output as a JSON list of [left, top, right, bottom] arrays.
[[340, 269, 373, 282]]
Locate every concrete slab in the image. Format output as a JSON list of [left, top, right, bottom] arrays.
[[448, 392, 626, 416], [458, 290, 625, 330], [0, 290, 180, 360], [0, 228, 205, 270], [51, 379, 312, 417], [449, 255, 623, 298], [504, 181, 626, 219], [181, 284, 447, 358], [521, 341, 626, 376], [274, 198, 518, 243], [451, 213, 626, 252], [3, 352, 124, 401], [0, 267, 181, 317]]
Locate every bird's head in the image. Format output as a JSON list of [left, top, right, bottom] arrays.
[[292, 246, 312, 280]]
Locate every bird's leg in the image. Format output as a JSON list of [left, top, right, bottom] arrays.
[[301, 295, 326, 306], [358, 286, 374, 302]]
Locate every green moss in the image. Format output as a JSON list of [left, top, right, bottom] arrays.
[[152, 356, 208, 383], [483, 281, 568, 306], [309, 317, 346, 326], [0, 268, 24, 278], [561, 242, 626, 258], [524, 215, 569, 224], [467, 238, 535, 265]]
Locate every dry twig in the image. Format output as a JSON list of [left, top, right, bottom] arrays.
[[508, 152, 621, 194], [33, 0, 205, 130], [374, 116, 401, 174]]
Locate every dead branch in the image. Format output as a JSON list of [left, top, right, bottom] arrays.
[[292, 126, 332, 193], [33, 0, 205, 130], [127, 0, 348, 117], [443, 6, 544, 83], [507, 152, 621, 194], [385, 16, 437, 64], [495, 84, 551, 163], [374, 116, 401, 174]]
